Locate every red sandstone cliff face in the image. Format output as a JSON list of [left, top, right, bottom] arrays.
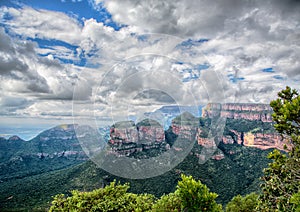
[[202, 103, 273, 122], [243, 132, 292, 151], [110, 121, 165, 144], [171, 112, 198, 140], [219, 130, 292, 151], [138, 126, 165, 143], [197, 101, 292, 152], [110, 126, 138, 144], [109, 104, 292, 160], [171, 124, 197, 140], [109, 120, 167, 157]]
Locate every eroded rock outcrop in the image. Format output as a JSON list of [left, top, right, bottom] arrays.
[[243, 132, 292, 151], [110, 120, 165, 144], [219, 130, 292, 151], [109, 119, 167, 157], [202, 103, 273, 122], [171, 112, 198, 140], [200, 103, 293, 152]]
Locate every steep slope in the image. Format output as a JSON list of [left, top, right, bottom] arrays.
[[0, 143, 272, 211], [0, 124, 89, 182]]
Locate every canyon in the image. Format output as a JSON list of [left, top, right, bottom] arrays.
[[108, 103, 291, 159]]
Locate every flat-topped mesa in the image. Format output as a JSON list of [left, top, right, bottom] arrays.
[[136, 119, 165, 143], [202, 103, 273, 122], [110, 121, 138, 144], [243, 132, 292, 151], [171, 112, 199, 140], [109, 119, 165, 145], [109, 119, 167, 157]]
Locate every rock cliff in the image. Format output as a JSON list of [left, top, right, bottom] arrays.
[[109, 119, 167, 157], [199, 103, 292, 153], [243, 132, 291, 151], [171, 112, 198, 140], [202, 103, 273, 122], [108, 104, 292, 160]]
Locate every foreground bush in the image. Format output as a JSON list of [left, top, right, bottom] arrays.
[[226, 193, 258, 212], [49, 174, 222, 211], [49, 181, 155, 211]]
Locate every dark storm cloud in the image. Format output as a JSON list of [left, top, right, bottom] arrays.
[[0, 58, 29, 76], [0, 28, 50, 93], [0, 96, 33, 112]]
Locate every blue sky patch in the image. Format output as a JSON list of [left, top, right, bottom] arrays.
[[28, 38, 78, 51], [262, 67, 275, 73], [195, 63, 209, 70], [30, 38, 90, 66], [181, 63, 209, 82], [228, 74, 245, 83], [1, 0, 124, 30], [176, 38, 209, 49], [273, 75, 285, 80]]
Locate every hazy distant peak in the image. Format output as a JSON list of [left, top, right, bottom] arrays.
[[8, 135, 23, 141]]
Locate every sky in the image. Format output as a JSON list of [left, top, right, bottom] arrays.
[[0, 0, 299, 135]]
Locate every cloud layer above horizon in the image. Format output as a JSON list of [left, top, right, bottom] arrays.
[[0, 0, 299, 127]]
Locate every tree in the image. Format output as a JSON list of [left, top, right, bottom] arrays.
[[258, 86, 300, 211], [152, 192, 181, 212], [290, 191, 300, 211], [153, 174, 222, 211], [49, 181, 155, 211], [175, 174, 222, 212], [225, 193, 258, 212], [49, 174, 223, 212]]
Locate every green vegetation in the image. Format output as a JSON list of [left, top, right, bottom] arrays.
[[225, 193, 258, 212], [175, 175, 222, 211], [49, 181, 155, 212], [49, 174, 222, 212], [258, 86, 300, 211], [224, 118, 274, 134], [0, 143, 270, 211], [136, 119, 162, 127]]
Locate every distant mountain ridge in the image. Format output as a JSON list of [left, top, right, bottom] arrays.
[[0, 124, 88, 182]]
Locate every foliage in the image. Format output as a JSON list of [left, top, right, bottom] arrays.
[[224, 119, 274, 134], [175, 174, 222, 211], [49, 180, 155, 211], [152, 192, 181, 212], [153, 174, 224, 211], [290, 191, 300, 212], [225, 193, 258, 212], [258, 86, 300, 211], [49, 174, 222, 212]]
